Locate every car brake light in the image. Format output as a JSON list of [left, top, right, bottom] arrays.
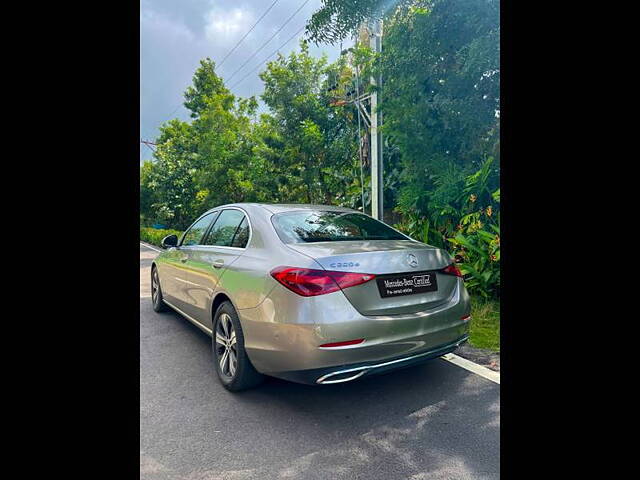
[[441, 263, 463, 277], [270, 266, 376, 297]]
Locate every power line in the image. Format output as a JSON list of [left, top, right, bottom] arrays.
[[151, 1, 283, 128], [225, 0, 311, 83], [149, 1, 291, 130], [217, 0, 280, 69], [140, 139, 157, 154], [164, 104, 182, 120], [147, 0, 309, 131], [229, 24, 306, 90]]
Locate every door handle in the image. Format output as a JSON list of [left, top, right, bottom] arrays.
[[212, 260, 225, 269]]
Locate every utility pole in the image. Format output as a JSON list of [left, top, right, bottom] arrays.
[[333, 22, 383, 218], [369, 19, 383, 220]]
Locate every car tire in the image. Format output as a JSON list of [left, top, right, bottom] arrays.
[[212, 301, 264, 392], [151, 266, 169, 313]]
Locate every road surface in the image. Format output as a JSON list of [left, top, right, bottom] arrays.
[[140, 243, 500, 479]]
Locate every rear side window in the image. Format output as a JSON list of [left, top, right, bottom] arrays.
[[203, 209, 247, 247], [180, 212, 217, 246], [230, 217, 250, 248], [272, 211, 408, 244]]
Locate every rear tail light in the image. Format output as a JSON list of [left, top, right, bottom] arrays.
[[270, 266, 376, 297], [441, 263, 463, 277]]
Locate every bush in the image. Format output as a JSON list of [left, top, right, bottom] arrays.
[[394, 158, 500, 299], [448, 224, 500, 299], [140, 227, 183, 247]]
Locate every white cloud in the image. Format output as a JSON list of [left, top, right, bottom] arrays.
[[205, 7, 254, 42], [140, 8, 196, 44]]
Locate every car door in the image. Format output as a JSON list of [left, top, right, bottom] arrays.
[[161, 211, 218, 312], [182, 208, 250, 328]]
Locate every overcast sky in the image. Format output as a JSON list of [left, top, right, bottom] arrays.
[[140, 0, 344, 163]]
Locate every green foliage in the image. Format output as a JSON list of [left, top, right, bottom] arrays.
[[140, 227, 183, 247], [448, 226, 500, 299], [314, 0, 500, 240], [394, 157, 500, 298], [140, 161, 158, 225], [447, 157, 500, 299], [306, 0, 416, 44], [184, 58, 230, 118], [140, 42, 363, 229], [377, 0, 500, 216], [259, 41, 360, 205]]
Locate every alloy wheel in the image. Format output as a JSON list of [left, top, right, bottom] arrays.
[[152, 269, 160, 305], [215, 313, 237, 378]]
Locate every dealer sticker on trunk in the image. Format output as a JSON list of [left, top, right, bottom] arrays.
[[376, 271, 439, 298]]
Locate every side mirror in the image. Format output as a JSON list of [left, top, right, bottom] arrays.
[[161, 234, 178, 249]]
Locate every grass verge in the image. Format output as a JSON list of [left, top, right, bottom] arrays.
[[469, 298, 500, 352]]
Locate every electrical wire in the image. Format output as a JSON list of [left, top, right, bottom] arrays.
[[229, 24, 306, 90], [225, 0, 311, 83], [217, 0, 280, 68], [148, 1, 310, 132]]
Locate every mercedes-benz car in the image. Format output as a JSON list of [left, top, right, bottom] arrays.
[[150, 203, 471, 391]]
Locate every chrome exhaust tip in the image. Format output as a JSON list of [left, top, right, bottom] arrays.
[[316, 368, 368, 385], [316, 335, 469, 385]]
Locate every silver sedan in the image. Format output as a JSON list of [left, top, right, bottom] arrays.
[[151, 203, 471, 391]]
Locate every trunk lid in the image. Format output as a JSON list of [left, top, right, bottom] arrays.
[[286, 240, 458, 316]]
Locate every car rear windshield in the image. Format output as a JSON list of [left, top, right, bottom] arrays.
[[271, 211, 409, 244]]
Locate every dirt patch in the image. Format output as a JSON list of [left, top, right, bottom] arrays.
[[456, 344, 500, 372]]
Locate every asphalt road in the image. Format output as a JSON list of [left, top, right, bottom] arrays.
[[140, 244, 500, 480]]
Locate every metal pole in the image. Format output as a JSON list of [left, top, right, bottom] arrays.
[[370, 19, 383, 220]]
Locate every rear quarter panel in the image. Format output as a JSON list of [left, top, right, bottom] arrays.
[[216, 205, 322, 311]]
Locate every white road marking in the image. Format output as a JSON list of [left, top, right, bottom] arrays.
[[140, 242, 161, 253], [442, 353, 500, 384]]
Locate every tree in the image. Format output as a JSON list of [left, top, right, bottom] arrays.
[[184, 58, 231, 119], [308, 0, 499, 221], [259, 41, 360, 205], [378, 0, 500, 217], [306, 0, 410, 45], [145, 119, 201, 230]]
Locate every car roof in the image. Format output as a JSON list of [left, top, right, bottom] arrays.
[[204, 203, 360, 215]]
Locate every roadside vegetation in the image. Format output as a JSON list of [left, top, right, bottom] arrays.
[[140, 0, 500, 351], [140, 227, 182, 247]]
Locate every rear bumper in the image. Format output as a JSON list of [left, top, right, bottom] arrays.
[[238, 277, 471, 381], [274, 334, 469, 385]]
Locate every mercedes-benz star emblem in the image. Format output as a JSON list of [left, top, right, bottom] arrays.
[[407, 253, 418, 268]]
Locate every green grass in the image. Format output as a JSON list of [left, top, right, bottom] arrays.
[[469, 298, 500, 352]]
